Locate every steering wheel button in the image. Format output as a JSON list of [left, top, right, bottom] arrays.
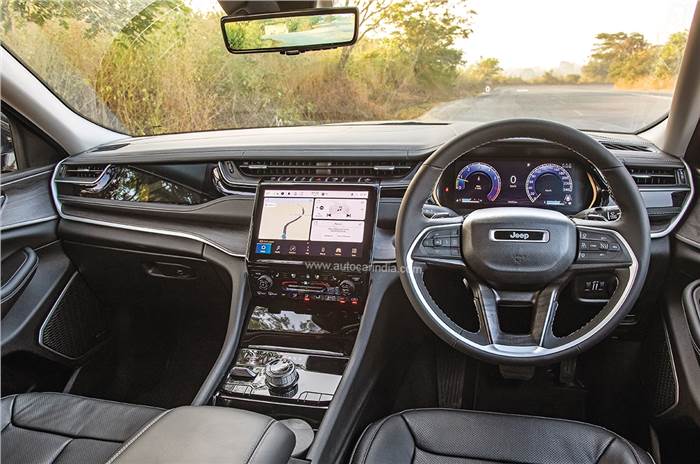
[[423, 238, 434, 247], [450, 237, 460, 247], [609, 243, 621, 252], [587, 241, 601, 251], [433, 238, 445, 247], [579, 241, 589, 250]]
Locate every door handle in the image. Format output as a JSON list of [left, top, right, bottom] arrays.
[[1, 247, 39, 316]]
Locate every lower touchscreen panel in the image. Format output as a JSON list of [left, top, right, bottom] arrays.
[[249, 184, 377, 263]]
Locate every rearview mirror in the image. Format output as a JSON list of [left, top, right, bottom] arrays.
[[221, 7, 358, 55]]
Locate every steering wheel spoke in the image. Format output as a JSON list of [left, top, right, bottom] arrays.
[[468, 279, 563, 350]]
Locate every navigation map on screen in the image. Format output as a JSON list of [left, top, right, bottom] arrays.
[[252, 188, 371, 260]]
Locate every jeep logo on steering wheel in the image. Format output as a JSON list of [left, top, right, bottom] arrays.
[[489, 229, 550, 242]]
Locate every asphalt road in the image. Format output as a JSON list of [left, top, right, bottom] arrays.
[[420, 85, 672, 132]]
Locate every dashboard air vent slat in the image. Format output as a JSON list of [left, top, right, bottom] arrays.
[[56, 164, 109, 184], [235, 159, 416, 179], [626, 165, 683, 186]]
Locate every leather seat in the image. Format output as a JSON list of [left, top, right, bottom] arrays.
[[1, 392, 294, 464], [351, 409, 653, 464]]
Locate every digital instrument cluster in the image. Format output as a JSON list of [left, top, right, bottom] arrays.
[[439, 158, 592, 215]]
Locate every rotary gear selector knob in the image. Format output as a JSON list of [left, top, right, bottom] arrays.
[[265, 358, 299, 390]]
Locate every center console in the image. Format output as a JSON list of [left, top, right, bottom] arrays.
[[215, 184, 378, 426]]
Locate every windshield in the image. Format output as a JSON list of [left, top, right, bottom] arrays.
[[1, 0, 695, 135]]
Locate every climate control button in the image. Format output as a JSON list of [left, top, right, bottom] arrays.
[[256, 275, 274, 291]]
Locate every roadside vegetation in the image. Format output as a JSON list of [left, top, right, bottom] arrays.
[[0, 0, 689, 135]]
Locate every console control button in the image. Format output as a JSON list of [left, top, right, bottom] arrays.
[[576, 230, 629, 264], [417, 227, 461, 259], [256, 275, 274, 291], [339, 280, 356, 296]]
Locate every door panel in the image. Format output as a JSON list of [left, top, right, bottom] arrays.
[[0, 108, 86, 395]]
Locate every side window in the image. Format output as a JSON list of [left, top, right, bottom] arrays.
[[1, 113, 17, 174], [0, 109, 63, 177]]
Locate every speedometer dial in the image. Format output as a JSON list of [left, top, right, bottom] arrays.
[[526, 163, 573, 206], [455, 162, 501, 204]]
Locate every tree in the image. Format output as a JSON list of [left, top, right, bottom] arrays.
[[336, 0, 395, 69], [465, 57, 502, 84], [582, 32, 653, 83], [1, 0, 189, 47], [654, 31, 688, 79], [384, 0, 474, 89]]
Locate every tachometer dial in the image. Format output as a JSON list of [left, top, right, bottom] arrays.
[[526, 163, 573, 206], [455, 162, 501, 204]]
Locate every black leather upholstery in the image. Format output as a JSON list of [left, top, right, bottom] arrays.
[[109, 406, 295, 464], [1, 393, 295, 464], [1, 393, 163, 464], [351, 409, 654, 464]]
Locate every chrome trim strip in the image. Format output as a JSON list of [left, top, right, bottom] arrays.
[[0, 168, 53, 186], [247, 344, 346, 358], [676, 233, 700, 250], [51, 162, 247, 258], [0, 215, 58, 231], [405, 222, 638, 358], [212, 167, 256, 196], [649, 159, 694, 238]]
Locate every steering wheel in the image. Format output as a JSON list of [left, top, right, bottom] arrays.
[[396, 119, 650, 365]]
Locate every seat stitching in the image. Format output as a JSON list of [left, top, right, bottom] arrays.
[[399, 414, 417, 463], [357, 414, 395, 464], [19, 392, 164, 412], [104, 409, 171, 464], [2, 394, 17, 433], [595, 437, 616, 463], [245, 419, 275, 464], [49, 437, 75, 464], [412, 444, 538, 464], [3, 422, 124, 443], [399, 407, 641, 445]]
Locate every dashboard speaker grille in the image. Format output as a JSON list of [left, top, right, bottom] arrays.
[[41, 275, 110, 359]]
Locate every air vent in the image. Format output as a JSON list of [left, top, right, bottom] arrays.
[[235, 159, 416, 180], [601, 141, 652, 152], [626, 165, 683, 186], [56, 164, 109, 184]]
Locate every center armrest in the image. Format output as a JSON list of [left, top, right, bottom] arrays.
[[108, 406, 295, 464]]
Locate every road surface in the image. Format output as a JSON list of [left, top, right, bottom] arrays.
[[420, 85, 672, 132]]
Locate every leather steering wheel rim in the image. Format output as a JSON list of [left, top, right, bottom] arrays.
[[396, 119, 651, 365]]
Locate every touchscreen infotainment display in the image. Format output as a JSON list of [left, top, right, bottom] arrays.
[[249, 184, 377, 263]]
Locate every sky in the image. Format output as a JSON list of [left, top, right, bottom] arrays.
[[191, 0, 697, 72], [459, 0, 697, 71]]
